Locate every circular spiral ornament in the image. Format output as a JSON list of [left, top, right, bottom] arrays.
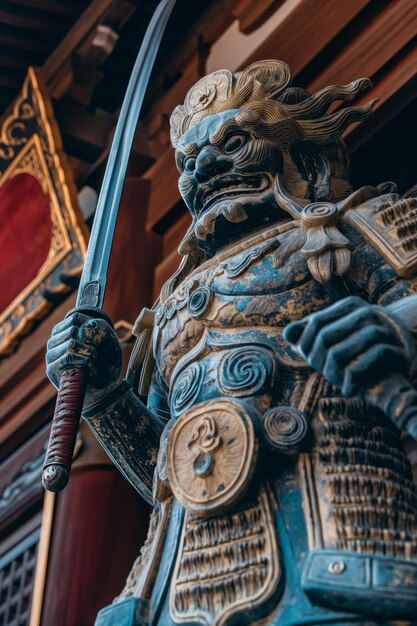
[[219, 347, 274, 396], [188, 286, 213, 318], [301, 202, 337, 228], [167, 399, 257, 514], [171, 362, 204, 415], [263, 406, 309, 453]]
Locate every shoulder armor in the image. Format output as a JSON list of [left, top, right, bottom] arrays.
[[344, 192, 417, 277]]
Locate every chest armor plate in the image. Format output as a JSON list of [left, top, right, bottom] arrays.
[[154, 227, 341, 396]]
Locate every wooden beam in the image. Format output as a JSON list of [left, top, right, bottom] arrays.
[[307, 0, 417, 91], [0, 51, 44, 70], [66, 155, 91, 182], [162, 211, 191, 258], [42, 0, 125, 85], [54, 99, 115, 161], [144, 148, 180, 232], [0, 69, 25, 90], [153, 246, 181, 301], [142, 53, 203, 150], [105, 177, 161, 319], [0, 93, 14, 111], [7, 0, 82, 17], [0, 26, 51, 53], [237, 0, 372, 74], [0, 7, 64, 33], [231, 0, 286, 34], [145, 0, 236, 105], [345, 42, 417, 152], [0, 85, 18, 108]]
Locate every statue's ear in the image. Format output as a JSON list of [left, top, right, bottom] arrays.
[[290, 142, 331, 201]]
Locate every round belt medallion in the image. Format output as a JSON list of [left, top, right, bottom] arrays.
[[167, 399, 257, 514]]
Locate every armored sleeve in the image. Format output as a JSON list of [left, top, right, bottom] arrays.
[[343, 192, 417, 306], [83, 377, 166, 505]]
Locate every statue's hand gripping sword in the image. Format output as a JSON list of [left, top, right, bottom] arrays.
[[42, 0, 176, 492]]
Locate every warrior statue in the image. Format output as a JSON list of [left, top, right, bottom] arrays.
[[46, 60, 417, 626]]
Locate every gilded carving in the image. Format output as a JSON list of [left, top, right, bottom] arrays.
[[0, 68, 87, 356]]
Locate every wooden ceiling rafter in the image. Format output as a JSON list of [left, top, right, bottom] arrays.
[[8, 0, 85, 17], [0, 51, 45, 70], [68, 0, 277, 185], [0, 26, 52, 54], [56, 0, 282, 186], [306, 0, 417, 91], [0, 7, 67, 34], [54, 99, 115, 162], [230, 0, 286, 34], [42, 0, 136, 96], [346, 41, 417, 153]]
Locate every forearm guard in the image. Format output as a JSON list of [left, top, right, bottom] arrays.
[[83, 380, 164, 504]]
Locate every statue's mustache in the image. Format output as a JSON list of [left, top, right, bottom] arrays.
[[194, 201, 249, 241]]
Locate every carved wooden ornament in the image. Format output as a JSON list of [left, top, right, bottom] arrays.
[[0, 68, 87, 356]]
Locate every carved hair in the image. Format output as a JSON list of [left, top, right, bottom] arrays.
[[170, 60, 375, 150]]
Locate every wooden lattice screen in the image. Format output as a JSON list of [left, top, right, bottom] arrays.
[[0, 528, 40, 626]]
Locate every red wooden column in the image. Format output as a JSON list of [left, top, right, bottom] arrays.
[[41, 424, 150, 626], [41, 177, 159, 625]]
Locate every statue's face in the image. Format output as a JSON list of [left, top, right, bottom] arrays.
[[175, 110, 286, 254]]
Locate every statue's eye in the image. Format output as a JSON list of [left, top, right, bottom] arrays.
[[184, 157, 196, 172], [224, 134, 247, 153]]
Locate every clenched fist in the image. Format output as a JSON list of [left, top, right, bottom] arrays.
[[284, 296, 416, 399], [46, 308, 122, 405]]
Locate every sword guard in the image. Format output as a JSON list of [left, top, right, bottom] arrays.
[[64, 305, 114, 326]]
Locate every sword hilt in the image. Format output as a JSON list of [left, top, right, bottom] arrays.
[[43, 307, 113, 492], [42, 368, 88, 492]]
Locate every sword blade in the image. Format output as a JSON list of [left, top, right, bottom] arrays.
[[77, 0, 176, 308]]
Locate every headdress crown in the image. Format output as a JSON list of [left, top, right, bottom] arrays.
[[170, 59, 376, 150], [170, 60, 291, 147]]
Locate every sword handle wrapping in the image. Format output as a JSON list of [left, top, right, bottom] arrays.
[[42, 368, 88, 492]]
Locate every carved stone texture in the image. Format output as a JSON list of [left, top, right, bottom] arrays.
[[167, 399, 257, 514], [75, 59, 417, 626], [170, 489, 281, 626]]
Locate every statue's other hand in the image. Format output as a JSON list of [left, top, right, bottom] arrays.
[[284, 296, 416, 398], [46, 311, 122, 395]]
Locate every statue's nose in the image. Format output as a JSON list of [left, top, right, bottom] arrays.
[[195, 147, 232, 182]]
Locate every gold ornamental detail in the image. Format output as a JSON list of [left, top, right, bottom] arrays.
[[167, 399, 258, 515]]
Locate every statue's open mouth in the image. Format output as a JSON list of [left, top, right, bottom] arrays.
[[195, 174, 271, 214]]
